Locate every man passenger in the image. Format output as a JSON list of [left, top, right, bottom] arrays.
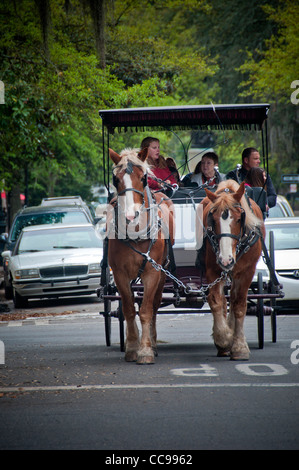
[[226, 147, 277, 208]]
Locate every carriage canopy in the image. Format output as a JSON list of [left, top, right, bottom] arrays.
[[99, 103, 270, 134], [99, 103, 270, 191]]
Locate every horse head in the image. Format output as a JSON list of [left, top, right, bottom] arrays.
[[109, 148, 149, 223], [204, 181, 247, 271]]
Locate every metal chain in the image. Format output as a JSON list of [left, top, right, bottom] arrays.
[[145, 253, 231, 297]]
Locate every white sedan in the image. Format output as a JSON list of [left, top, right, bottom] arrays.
[[255, 217, 299, 311], [2, 223, 103, 308]]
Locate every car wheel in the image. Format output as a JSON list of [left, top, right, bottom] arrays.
[[4, 278, 13, 300], [13, 288, 28, 308]]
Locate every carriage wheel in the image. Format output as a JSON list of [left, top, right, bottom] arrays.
[[269, 230, 277, 343], [103, 267, 112, 347], [118, 300, 125, 352], [257, 272, 264, 349]]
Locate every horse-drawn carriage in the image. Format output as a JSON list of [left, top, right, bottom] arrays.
[[97, 104, 284, 363]]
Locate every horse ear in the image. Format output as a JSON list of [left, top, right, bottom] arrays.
[[234, 181, 245, 203], [205, 188, 218, 202], [109, 148, 121, 165], [138, 148, 148, 162]]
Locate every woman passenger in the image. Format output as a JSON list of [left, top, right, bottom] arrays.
[[182, 152, 224, 187], [140, 137, 178, 190]]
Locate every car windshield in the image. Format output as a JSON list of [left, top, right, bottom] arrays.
[[10, 211, 89, 242], [268, 205, 285, 218], [266, 224, 299, 250], [17, 226, 103, 254]]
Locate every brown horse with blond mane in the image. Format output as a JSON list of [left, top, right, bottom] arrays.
[[107, 148, 175, 364], [202, 180, 265, 360]]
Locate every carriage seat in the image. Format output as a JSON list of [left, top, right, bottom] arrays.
[[170, 186, 216, 205], [245, 186, 267, 219]]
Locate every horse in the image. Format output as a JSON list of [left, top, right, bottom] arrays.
[[202, 180, 265, 360], [107, 148, 175, 364]]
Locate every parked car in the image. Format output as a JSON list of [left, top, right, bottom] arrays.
[[255, 217, 299, 311], [268, 195, 294, 218], [40, 196, 86, 206], [0, 203, 94, 256], [2, 223, 104, 307], [41, 196, 96, 221]]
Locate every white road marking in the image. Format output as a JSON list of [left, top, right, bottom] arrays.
[[235, 363, 289, 376], [0, 382, 298, 394]]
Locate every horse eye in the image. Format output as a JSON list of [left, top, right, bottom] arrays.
[[113, 175, 119, 187], [221, 209, 229, 220]]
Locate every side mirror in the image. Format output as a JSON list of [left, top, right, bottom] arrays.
[[0, 233, 8, 242], [2, 250, 12, 258]]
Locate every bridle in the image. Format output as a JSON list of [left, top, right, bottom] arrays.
[[206, 202, 260, 266], [110, 159, 173, 277], [113, 160, 148, 200], [111, 160, 160, 242], [207, 204, 246, 242]]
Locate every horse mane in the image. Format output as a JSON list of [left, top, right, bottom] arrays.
[[113, 148, 150, 175], [209, 180, 263, 230]]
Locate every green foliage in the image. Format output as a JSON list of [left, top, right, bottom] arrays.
[[1, 0, 215, 204], [0, 0, 297, 205], [238, 1, 299, 102]]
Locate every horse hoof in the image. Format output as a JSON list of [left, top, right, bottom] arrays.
[[216, 347, 231, 357], [230, 352, 250, 361], [136, 355, 155, 365], [214, 343, 230, 357], [125, 351, 138, 362]]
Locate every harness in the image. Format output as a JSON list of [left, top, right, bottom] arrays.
[[103, 161, 176, 280], [206, 201, 261, 266]]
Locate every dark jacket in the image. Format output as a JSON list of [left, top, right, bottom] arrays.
[[226, 166, 277, 208]]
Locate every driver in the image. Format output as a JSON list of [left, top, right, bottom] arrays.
[[226, 147, 277, 208]]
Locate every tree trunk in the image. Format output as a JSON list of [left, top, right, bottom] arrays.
[[35, 0, 52, 61], [88, 0, 106, 69]]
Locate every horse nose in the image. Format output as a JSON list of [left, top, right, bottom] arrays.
[[126, 209, 139, 222], [218, 254, 234, 269]]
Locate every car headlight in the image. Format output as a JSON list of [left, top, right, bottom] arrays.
[[15, 269, 40, 280], [89, 263, 101, 274]]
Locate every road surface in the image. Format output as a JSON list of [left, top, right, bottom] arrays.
[[0, 293, 298, 451]]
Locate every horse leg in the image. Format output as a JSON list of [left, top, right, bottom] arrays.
[[208, 281, 233, 357], [113, 275, 139, 362], [229, 278, 250, 361], [137, 270, 163, 364]]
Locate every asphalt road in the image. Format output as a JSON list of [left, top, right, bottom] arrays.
[[0, 294, 298, 452]]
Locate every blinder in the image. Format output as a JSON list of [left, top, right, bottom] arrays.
[[113, 162, 148, 191], [207, 204, 246, 243]]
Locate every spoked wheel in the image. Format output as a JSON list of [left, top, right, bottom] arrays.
[[269, 230, 277, 343], [103, 267, 112, 347], [257, 272, 264, 349]]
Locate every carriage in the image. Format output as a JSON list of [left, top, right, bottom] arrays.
[[97, 104, 284, 361]]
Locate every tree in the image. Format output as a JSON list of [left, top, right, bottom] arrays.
[[238, 0, 299, 191], [238, 1, 299, 103], [1, 0, 215, 206]]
